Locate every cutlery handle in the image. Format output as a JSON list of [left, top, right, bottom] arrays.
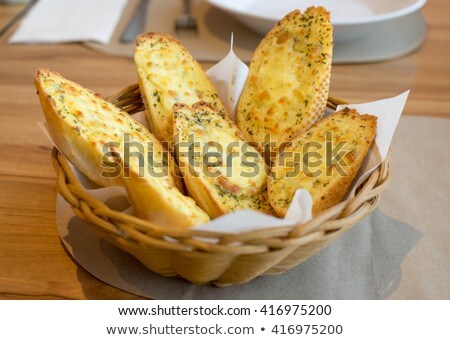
[[121, 0, 152, 44], [0, 0, 37, 37], [182, 0, 192, 15]]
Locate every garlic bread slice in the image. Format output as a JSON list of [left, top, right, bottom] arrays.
[[135, 33, 226, 142], [237, 7, 333, 151], [268, 108, 377, 217], [36, 68, 209, 228], [173, 102, 275, 218]]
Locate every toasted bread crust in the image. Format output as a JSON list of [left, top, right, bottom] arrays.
[[237, 7, 333, 151], [135, 32, 226, 142], [36, 68, 209, 227], [268, 108, 377, 217], [173, 102, 274, 218]]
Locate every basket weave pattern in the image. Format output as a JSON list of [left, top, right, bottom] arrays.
[[52, 84, 391, 286]]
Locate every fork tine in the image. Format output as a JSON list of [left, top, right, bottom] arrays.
[[175, 0, 197, 32]]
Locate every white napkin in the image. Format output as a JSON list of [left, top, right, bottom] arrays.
[[9, 0, 128, 44]]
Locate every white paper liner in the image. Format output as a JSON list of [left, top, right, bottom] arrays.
[[205, 34, 249, 120], [41, 44, 409, 236]]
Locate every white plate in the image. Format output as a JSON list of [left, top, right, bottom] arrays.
[[206, 0, 427, 43]]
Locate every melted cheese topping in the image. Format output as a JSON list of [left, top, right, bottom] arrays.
[[135, 33, 225, 142], [237, 7, 333, 149], [174, 104, 274, 215], [41, 74, 174, 186], [175, 105, 266, 192], [268, 108, 377, 216]]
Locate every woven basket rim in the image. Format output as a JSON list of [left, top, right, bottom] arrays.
[[51, 85, 391, 256]]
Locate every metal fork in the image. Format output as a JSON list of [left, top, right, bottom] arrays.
[[175, 0, 197, 32]]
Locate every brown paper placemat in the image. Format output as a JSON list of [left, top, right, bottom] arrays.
[[84, 0, 427, 63], [56, 116, 450, 299]]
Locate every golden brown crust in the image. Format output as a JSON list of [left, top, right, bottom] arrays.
[[268, 108, 377, 217], [135, 32, 184, 48], [135, 32, 226, 142], [35, 68, 117, 187], [173, 102, 275, 218], [237, 7, 333, 152], [36, 68, 209, 227], [182, 168, 226, 219]]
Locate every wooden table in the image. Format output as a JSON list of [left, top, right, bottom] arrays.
[[0, 1, 449, 300]]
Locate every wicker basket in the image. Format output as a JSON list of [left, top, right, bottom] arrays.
[[52, 84, 391, 287]]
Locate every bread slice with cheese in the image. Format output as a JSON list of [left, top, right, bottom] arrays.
[[268, 108, 377, 217], [173, 102, 275, 218], [135, 32, 226, 142], [237, 7, 333, 152], [35, 68, 209, 228]]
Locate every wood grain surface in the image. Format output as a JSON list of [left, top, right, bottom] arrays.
[[0, 1, 449, 299]]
